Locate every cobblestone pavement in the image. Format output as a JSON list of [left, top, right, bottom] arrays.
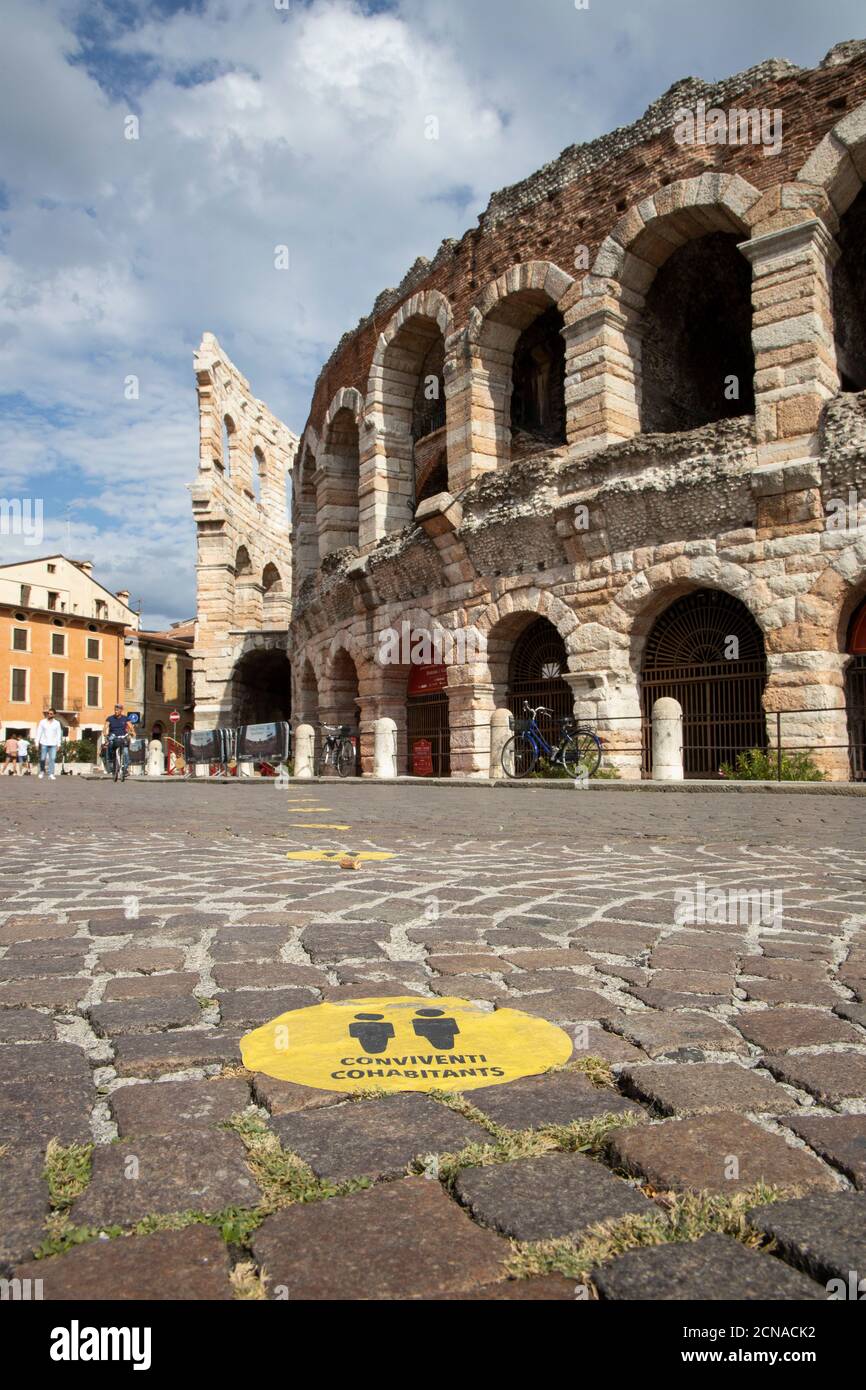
[[2, 779, 865, 1301]]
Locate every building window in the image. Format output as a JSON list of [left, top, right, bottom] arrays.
[[19, 585, 30, 606], [94, 600, 107, 619], [154, 663, 164, 694], [11, 668, 27, 702], [86, 637, 101, 660], [12, 627, 28, 652], [51, 632, 66, 657], [47, 591, 59, 611], [86, 675, 100, 707], [47, 563, 56, 573], [50, 671, 65, 709], [124, 658, 131, 688], [184, 668, 193, 704]]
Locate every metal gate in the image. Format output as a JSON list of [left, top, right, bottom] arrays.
[[507, 618, 572, 742], [407, 692, 450, 776], [846, 655, 866, 781], [641, 590, 768, 777]]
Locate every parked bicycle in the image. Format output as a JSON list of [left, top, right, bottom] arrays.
[[317, 724, 356, 778], [501, 702, 602, 779]]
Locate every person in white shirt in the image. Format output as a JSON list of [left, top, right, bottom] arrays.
[[35, 709, 63, 780], [16, 735, 30, 775]]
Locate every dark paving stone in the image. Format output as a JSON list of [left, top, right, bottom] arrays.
[[88, 997, 202, 1036], [212, 962, 327, 990], [102, 973, 200, 1002], [111, 1029, 244, 1077], [734, 1009, 861, 1052], [273, 1094, 489, 1181], [763, 1052, 866, 1105], [109, 1078, 251, 1137], [0, 979, 88, 1009], [619, 1062, 799, 1117], [429, 954, 511, 976], [5, 938, 90, 959], [0, 1041, 91, 1087], [72, 1131, 258, 1224], [0, 1008, 55, 1042], [428, 1276, 579, 1300], [740, 979, 842, 1007], [607, 1113, 838, 1195], [604, 1011, 747, 1059], [650, 969, 732, 995], [626, 987, 725, 1012], [573, 924, 662, 953], [781, 1115, 866, 1189], [572, 1026, 647, 1065], [321, 982, 426, 1002], [454, 1151, 652, 1241], [597, 964, 651, 987], [85, 911, 161, 937], [745, 958, 829, 982], [98, 947, 185, 973], [430, 976, 507, 1001], [0, 917, 71, 944], [300, 923, 386, 963], [14, 1226, 234, 1299], [251, 1177, 508, 1299], [503, 985, 615, 1022], [251, 1073, 342, 1116], [0, 1147, 50, 1267], [759, 939, 835, 961], [747, 1192, 866, 1285], [502, 949, 595, 971], [336, 962, 430, 986], [0, 957, 89, 980], [161, 913, 225, 934], [0, 1081, 93, 1146], [593, 1232, 824, 1300], [650, 945, 742, 972], [832, 1000, 866, 1029], [469, 1070, 644, 1130], [217, 988, 315, 1028]]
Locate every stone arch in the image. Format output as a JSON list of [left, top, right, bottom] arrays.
[[364, 290, 455, 547], [795, 100, 866, 221], [567, 176, 762, 446], [317, 389, 363, 557], [221, 413, 236, 475], [232, 544, 260, 628], [295, 655, 320, 727], [467, 262, 574, 470], [475, 589, 579, 695], [294, 441, 319, 588], [261, 562, 288, 627]]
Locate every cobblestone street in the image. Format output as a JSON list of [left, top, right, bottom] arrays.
[[2, 779, 865, 1301]]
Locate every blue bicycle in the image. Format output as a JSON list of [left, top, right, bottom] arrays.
[[501, 701, 603, 779]]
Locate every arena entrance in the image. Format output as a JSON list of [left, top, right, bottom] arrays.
[[641, 590, 767, 777], [406, 664, 450, 776], [231, 648, 292, 725], [506, 618, 572, 744], [845, 599, 866, 780]]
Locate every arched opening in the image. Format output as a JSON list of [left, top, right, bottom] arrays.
[[833, 185, 866, 391], [640, 589, 767, 777], [845, 596, 866, 779], [406, 658, 450, 777], [378, 314, 448, 526], [221, 415, 235, 475], [261, 563, 287, 628], [475, 286, 568, 469], [231, 648, 292, 725], [232, 544, 259, 628], [640, 232, 755, 433], [506, 617, 572, 742], [294, 448, 319, 589], [235, 545, 252, 577], [318, 408, 360, 556], [510, 304, 566, 457], [325, 649, 361, 775], [252, 445, 264, 504]]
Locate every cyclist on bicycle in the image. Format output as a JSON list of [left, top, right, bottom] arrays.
[[103, 704, 136, 776]]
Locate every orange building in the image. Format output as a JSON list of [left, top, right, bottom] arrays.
[[0, 556, 139, 744]]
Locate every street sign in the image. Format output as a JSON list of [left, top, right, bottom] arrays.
[[169, 710, 180, 723]]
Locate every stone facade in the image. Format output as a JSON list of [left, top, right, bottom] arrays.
[[193, 43, 866, 779], [190, 333, 298, 727]]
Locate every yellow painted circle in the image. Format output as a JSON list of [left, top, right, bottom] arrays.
[[285, 849, 395, 862], [240, 994, 572, 1093]]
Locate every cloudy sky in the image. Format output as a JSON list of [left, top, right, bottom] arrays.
[[0, 0, 862, 626]]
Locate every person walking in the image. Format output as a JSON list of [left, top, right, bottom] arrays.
[[16, 734, 30, 775], [3, 734, 18, 776], [35, 709, 63, 780]]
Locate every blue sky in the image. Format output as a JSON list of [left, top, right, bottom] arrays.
[[0, 0, 863, 626]]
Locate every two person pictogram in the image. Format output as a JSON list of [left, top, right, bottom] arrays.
[[348, 1008, 460, 1053]]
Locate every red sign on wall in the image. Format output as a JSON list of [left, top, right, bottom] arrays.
[[407, 663, 447, 697], [412, 738, 434, 776]]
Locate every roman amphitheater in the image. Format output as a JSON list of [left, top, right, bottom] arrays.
[[190, 39, 866, 782]]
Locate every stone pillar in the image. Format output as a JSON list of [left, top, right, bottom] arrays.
[[652, 698, 684, 781], [489, 707, 512, 781], [446, 679, 495, 778], [294, 724, 315, 778], [564, 669, 642, 780], [763, 651, 850, 781], [373, 718, 398, 778], [738, 220, 840, 466], [563, 299, 643, 453], [444, 331, 504, 493]]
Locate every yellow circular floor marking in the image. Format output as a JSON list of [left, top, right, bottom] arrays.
[[285, 848, 395, 862], [240, 994, 572, 1093]]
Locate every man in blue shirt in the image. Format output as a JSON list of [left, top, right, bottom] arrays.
[[103, 705, 136, 776]]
